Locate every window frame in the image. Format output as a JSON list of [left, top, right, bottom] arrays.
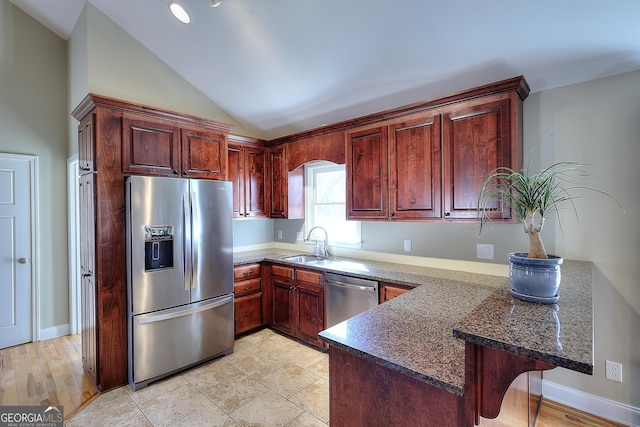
[[304, 162, 362, 249]]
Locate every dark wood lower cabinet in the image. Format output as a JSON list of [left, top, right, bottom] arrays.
[[329, 346, 468, 426], [296, 282, 324, 348], [327, 343, 550, 426], [234, 293, 263, 335], [272, 278, 296, 335], [233, 264, 264, 336], [271, 266, 325, 348]]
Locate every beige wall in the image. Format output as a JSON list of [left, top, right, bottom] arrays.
[[66, 3, 252, 154], [527, 71, 639, 407], [0, 1, 69, 330]]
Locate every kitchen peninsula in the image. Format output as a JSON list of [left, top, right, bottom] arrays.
[[234, 250, 594, 426]]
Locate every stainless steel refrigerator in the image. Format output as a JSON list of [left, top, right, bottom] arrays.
[[126, 176, 234, 391]]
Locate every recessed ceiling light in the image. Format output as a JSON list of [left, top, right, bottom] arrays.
[[168, 1, 190, 24]]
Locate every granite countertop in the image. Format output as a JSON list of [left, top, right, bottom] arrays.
[[453, 260, 594, 375], [233, 249, 594, 396]]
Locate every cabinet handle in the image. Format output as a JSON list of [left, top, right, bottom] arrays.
[[243, 286, 252, 290], [242, 270, 253, 275], [80, 166, 91, 172], [82, 273, 91, 277]]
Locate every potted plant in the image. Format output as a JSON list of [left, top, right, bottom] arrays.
[[477, 161, 618, 303]]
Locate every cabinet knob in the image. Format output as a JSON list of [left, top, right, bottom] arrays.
[[244, 311, 253, 316], [17, 257, 28, 264], [445, 212, 451, 217], [173, 169, 179, 175], [390, 212, 395, 217], [183, 171, 188, 176], [243, 286, 252, 290]]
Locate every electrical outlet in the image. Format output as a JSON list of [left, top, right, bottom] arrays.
[[277, 230, 283, 240], [403, 239, 412, 252], [476, 243, 494, 260], [605, 360, 622, 382], [296, 232, 303, 241]]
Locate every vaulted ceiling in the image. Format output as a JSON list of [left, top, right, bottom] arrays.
[[9, 0, 640, 139]]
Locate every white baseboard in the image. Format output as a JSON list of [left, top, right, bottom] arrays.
[[543, 380, 640, 426], [39, 323, 70, 341]]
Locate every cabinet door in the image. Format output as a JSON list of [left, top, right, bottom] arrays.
[[297, 282, 324, 347], [78, 112, 95, 175], [181, 129, 227, 180], [269, 147, 287, 218], [442, 98, 512, 219], [389, 115, 442, 219], [228, 144, 246, 218], [235, 293, 263, 335], [79, 174, 97, 384], [346, 125, 388, 219], [122, 115, 181, 176], [245, 147, 268, 217], [272, 278, 295, 335]]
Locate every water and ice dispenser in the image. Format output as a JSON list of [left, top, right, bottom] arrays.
[[144, 225, 174, 271]]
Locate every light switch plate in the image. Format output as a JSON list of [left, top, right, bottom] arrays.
[[403, 240, 412, 252]]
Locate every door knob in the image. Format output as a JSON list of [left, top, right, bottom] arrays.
[[18, 258, 28, 264]]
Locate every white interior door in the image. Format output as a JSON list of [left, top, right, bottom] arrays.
[[0, 154, 35, 348]]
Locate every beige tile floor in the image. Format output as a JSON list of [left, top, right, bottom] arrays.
[[66, 329, 329, 427]]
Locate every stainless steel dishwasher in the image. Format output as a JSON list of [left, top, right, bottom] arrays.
[[325, 273, 379, 328]]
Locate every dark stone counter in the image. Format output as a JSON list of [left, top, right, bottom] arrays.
[[233, 249, 594, 395]]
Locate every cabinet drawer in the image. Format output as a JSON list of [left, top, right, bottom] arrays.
[[235, 293, 262, 335], [272, 265, 294, 280], [296, 269, 323, 287], [381, 284, 411, 302], [234, 263, 261, 280], [234, 277, 262, 297]]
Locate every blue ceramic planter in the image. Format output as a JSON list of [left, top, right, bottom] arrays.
[[509, 252, 563, 304]]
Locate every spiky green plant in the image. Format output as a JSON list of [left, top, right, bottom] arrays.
[[477, 161, 618, 259]]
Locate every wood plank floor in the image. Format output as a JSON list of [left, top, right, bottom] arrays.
[[0, 334, 98, 422], [0, 334, 625, 426]]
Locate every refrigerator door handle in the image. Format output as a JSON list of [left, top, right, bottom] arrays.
[[191, 191, 198, 290], [183, 193, 192, 291], [136, 295, 234, 324]]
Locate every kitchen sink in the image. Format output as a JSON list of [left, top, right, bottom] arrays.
[[280, 255, 370, 272], [281, 255, 322, 263]]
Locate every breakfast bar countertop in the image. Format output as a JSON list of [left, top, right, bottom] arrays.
[[233, 250, 594, 396]]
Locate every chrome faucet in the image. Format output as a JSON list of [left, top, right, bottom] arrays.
[[306, 226, 330, 258]]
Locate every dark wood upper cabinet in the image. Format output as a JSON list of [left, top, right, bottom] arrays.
[[343, 77, 527, 222], [346, 126, 389, 219], [181, 128, 227, 180], [245, 147, 268, 216], [389, 114, 442, 219], [122, 113, 228, 179], [346, 114, 442, 221], [122, 115, 181, 176], [228, 138, 268, 218], [442, 96, 514, 220], [269, 146, 287, 218]]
